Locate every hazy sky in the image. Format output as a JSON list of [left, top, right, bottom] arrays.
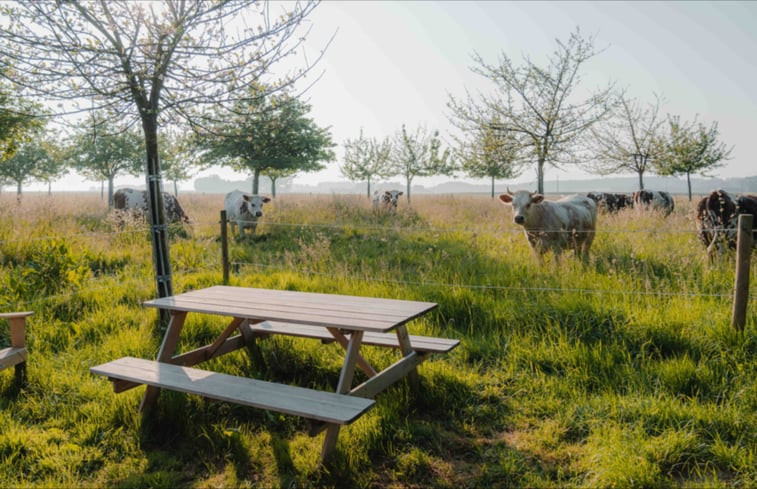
[[35, 1, 757, 191]]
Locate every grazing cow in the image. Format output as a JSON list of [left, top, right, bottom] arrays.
[[696, 189, 757, 259], [586, 192, 634, 213], [499, 189, 597, 263], [632, 190, 675, 216], [372, 190, 403, 212], [113, 188, 190, 224], [224, 190, 271, 238]]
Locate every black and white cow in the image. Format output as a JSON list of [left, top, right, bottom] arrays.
[[696, 189, 757, 259], [372, 190, 403, 212], [586, 192, 634, 213], [633, 190, 675, 216], [113, 188, 190, 224], [224, 190, 271, 237]]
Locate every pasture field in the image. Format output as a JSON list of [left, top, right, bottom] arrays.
[[0, 191, 755, 488]]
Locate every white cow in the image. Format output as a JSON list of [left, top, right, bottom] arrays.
[[499, 190, 597, 263], [224, 190, 271, 238], [372, 190, 403, 212], [632, 190, 675, 216]]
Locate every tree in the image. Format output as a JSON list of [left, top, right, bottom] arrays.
[[0, 70, 40, 161], [0, 1, 321, 301], [35, 132, 68, 195], [390, 124, 455, 204], [66, 113, 143, 208], [0, 136, 53, 200], [655, 115, 733, 201], [196, 90, 335, 194], [455, 120, 522, 198], [340, 129, 392, 198], [160, 132, 196, 196], [263, 167, 297, 197], [448, 28, 615, 193], [589, 94, 665, 190]]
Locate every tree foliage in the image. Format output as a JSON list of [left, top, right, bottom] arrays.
[[448, 27, 615, 193], [340, 129, 392, 198], [195, 89, 335, 194], [589, 93, 665, 190], [655, 115, 732, 201], [455, 120, 522, 198], [66, 113, 143, 208], [390, 124, 454, 203], [0, 132, 53, 198]]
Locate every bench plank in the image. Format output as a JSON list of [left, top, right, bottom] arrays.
[[0, 347, 26, 371], [91, 357, 374, 425], [249, 321, 460, 353]]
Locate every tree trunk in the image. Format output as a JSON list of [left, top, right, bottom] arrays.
[[48, 181, 52, 195], [406, 176, 412, 204], [271, 177, 277, 197], [536, 160, 544, 194], [174, 180, 178, 196], [638, 171, 644, 190], [686, 171, 692, 201], [140, 113, 173, 310], [107, 177, 115, 209], [101, 181, 104, 200], [252, 168, 260, 194], [15, 181, 21, 203], [367, 176, 371, 199], [491, 175, 495, 198]]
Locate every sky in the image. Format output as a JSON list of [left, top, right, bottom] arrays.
[[23, 0, 757, 192]]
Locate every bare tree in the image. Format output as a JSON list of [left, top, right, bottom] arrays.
[[448, 28, 615, 194], [340, 128, 393, 198], [588, 93, 665, 190], [0, 1, 322, 301]]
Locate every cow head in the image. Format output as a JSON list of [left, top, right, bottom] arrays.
[[384, 190, 403, 207], [499, 189, 544, 226], [241, 194, 271, 218]]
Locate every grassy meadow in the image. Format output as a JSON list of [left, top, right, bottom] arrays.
[[0, 191, 755, 488]]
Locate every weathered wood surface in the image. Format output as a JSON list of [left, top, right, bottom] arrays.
[[92, 356, 374, 425]]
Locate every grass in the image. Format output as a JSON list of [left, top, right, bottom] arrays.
[[0, 191, 755, 488]]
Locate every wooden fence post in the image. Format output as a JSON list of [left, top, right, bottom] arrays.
[[731, 214, 753, 331], [220, 210, 229, 285]]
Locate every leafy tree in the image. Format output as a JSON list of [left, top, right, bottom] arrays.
[[448, 27, 615, 193], [196, 90, 335, 195], [66, 113, 143, 208], [160, 131, 196, 196], [0, 136, 53, 200], [0, 70, 40, 161], [263, 167, 297, 197], [390, 124, 455, 204], [35, 131, 68, 195], [0, 0, 321, 300], [589, 94, 665, 190], [340, 129, 392, 198], [655, 115, 733, 201], [455, 120, 522, 198]]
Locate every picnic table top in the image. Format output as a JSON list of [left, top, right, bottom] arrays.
[[143, 285, 438, 333]]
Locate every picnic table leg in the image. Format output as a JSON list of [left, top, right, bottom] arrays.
[[9, 314, 28, 385], [140, 311, 187, 413], [320, 330, 364, 462], [395, 325, 419, 389]]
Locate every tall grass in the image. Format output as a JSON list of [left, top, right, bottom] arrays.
[[0, 191, 754, 488]]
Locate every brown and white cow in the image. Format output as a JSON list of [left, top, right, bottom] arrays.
[[372, 190, 403, 212], [696, 189, 757, 259], [224, 190, 271, 238], [586, 192, 634, 213], [632, 190, 675, 216], [499, 189, 597, 263], [113, 188, 190, 224]]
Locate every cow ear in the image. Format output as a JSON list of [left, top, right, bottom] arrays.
[[498, 194, 512, 204], [262, 196, 271, 203], [385, 191, 391, 195], [532, 194, 545, 204], [398, 191, 403, 195], [242, 194, 251, 202]]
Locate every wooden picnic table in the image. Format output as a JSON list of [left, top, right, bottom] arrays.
[[91, 285, 459, 461]]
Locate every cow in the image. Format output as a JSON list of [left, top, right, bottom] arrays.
[[586, 192, 634, 213], [113, 188, 190, 224], [632, 190, 675, 216], [224, 190, 271, 238], [372, 190, 403, 212], [499, 189, 597, 263], [696, 189, 757, 259]]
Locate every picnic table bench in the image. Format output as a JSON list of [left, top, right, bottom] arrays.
[[91, 286, 458, 462], [0, 311, 33, 384]]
